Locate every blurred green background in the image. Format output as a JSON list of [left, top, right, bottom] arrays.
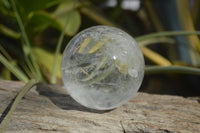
[[1, 0, 200, 96]]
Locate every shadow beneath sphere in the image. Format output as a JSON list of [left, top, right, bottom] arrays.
[[36, 83, 113, 114]]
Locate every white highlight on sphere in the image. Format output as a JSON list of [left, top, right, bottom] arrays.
[[61, 26, 144, 110]]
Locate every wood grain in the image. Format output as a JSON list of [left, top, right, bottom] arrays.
[[0, 80, 200, 133]]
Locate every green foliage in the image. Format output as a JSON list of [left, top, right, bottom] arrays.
[[52, 0, 81, 35], [0, 0, 200, 83], [25, 0, 81, 37], [0, 0, 81, 82], [1, 0, 200, 131], [34, 47, 62, 80], [0, 52, 29, 82], [16, 0, 62, 14], [0, 24, 20, 39]]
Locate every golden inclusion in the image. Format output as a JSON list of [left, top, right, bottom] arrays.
[[61, 26, 144, 110]]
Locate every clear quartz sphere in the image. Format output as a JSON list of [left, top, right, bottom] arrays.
[[61, 26, 144, 110]]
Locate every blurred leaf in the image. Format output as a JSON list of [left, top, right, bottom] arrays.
[[16, 0, 62, 16], [52, 0, 81, 36], [33, 47, 62, 80], [141, 47, 172, 66], [26, 2, 81, 37], [0, 6, 14, 18], [26, 11, 61, 37], [2, 0, 10, 8]]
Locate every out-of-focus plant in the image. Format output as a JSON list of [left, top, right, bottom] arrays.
[[144, 0, 200, 66], [2, 1, 200, 132], [0, 0, 81, 83], [0, 0, 200, 84]]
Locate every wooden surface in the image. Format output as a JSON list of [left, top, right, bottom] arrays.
[[0, 80, 200, 133]]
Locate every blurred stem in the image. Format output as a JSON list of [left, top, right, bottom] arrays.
[[0, 45, 14, 80], [138, 37, 175, 66], [0, 24, 20, 39], [0, 79, 37, 133], [10, 0, 41, 80], [136, 31, 200, 66], [135, 31, 200, 42], [145, 65, 200, 75], [0, 53, 29, 82], [22, 43, 37, 78], [144, 0, 164, 31], [20, 62, 34, 79], [141, 47, 172, 66], [138, 37, 175, 46], [51, 1, 79, 84], [0, 45, 12, 61], [80, 7, 118, 27], [50, 24, 66, 84]]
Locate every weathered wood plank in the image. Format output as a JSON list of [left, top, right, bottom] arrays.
[[0, 80, 200, 133]]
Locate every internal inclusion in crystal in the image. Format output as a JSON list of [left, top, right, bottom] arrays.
[[61, 26, 144, 110]]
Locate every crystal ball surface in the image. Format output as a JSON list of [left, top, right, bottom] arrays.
[[61, 26, 144, 110]]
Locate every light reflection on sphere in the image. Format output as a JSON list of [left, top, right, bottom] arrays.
[[61, 26, 144, 110]]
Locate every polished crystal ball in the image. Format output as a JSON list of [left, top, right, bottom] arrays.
[[61, 26, 144, 110]]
